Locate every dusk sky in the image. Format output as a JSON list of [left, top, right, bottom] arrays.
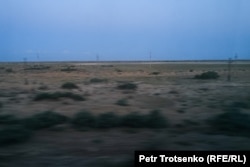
[[0, 0, 250, 62]]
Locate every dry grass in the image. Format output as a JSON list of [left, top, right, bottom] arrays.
[[0, 61, 250, 166]]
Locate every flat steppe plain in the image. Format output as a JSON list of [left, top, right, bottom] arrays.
[[0, 61, 250, 166]]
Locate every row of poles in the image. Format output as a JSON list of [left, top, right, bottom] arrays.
[[227, 54, 238, 82], [23, 52, 238, 82]]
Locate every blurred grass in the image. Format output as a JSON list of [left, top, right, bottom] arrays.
[[0, 125, 33, 145], [72, 110, 168, 130], [0, 114, 20, 124]]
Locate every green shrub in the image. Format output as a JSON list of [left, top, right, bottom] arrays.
[[61, 67, 77, 72], [0, 114, 20, 124], [23, 111, 69, 130], [71, 111, 96, 129], [115, 69, 122, 72], [121, 112, 147, 128], [208, 110, 250, 136], [96, 112, 120, 128], [71, 111, 168, 130], [34, 92, 56, 100], [34, 92, 85, 101], [5, 68, 13, 73], [61, 82, 78, 89], [194, 71, 219, 79], [151, 72, 160, 75], [169, 90, 178, 94], [177, 109, 185, 113], [117, 83, 137, 90], [24, 65, 50, 70], [145, 110, 168, 128], [0, 125, 32, 145], [115, 99, 129, 106]]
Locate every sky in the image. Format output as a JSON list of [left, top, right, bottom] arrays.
[[0, 0, 250, 62]]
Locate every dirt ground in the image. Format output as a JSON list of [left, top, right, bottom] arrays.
[[0, 61, 250, 166]]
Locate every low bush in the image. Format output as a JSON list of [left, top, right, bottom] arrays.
[[169, 90, 178, 94], [150, 72, 160, 75], [89, 78, 107, 83], [96, 112, 120, 128], [115, 69, 122, 72], [145, 110, 168, 128], [115, 99, 129, 106], [208, 110, 250, 136], [5, 68, 13, 73], [194, 71, 219, 79], [71, 111, 96, 129], [199, 88, 209, 91], [101, 65, 114, 67], [0, 125, 32, 145], [34, 92, 85, 101], [121, 112, 148, 128], [24, 65, 50, 70], [23, 111, 69, 130], [117, 82, 137, 90], [61, 67, 77, 72], [61, 82, 78, 89]]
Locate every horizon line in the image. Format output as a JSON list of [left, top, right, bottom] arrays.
[[1, 59, 250, 63]]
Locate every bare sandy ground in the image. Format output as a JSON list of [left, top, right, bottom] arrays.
[[0, 61, 250, 166]]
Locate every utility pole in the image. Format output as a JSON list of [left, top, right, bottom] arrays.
[[23, 57, 27, 67], [96, 54, 99, 63], [95, 53, 99, 76], [37, 52, 39, 61], [36, 52, 40, 66], [149, 51, 152, 69], [234, 53, 238, 61], [227, 57, 233, 81], [234, 53, 238, 79], [23, 57, 28, 85]]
